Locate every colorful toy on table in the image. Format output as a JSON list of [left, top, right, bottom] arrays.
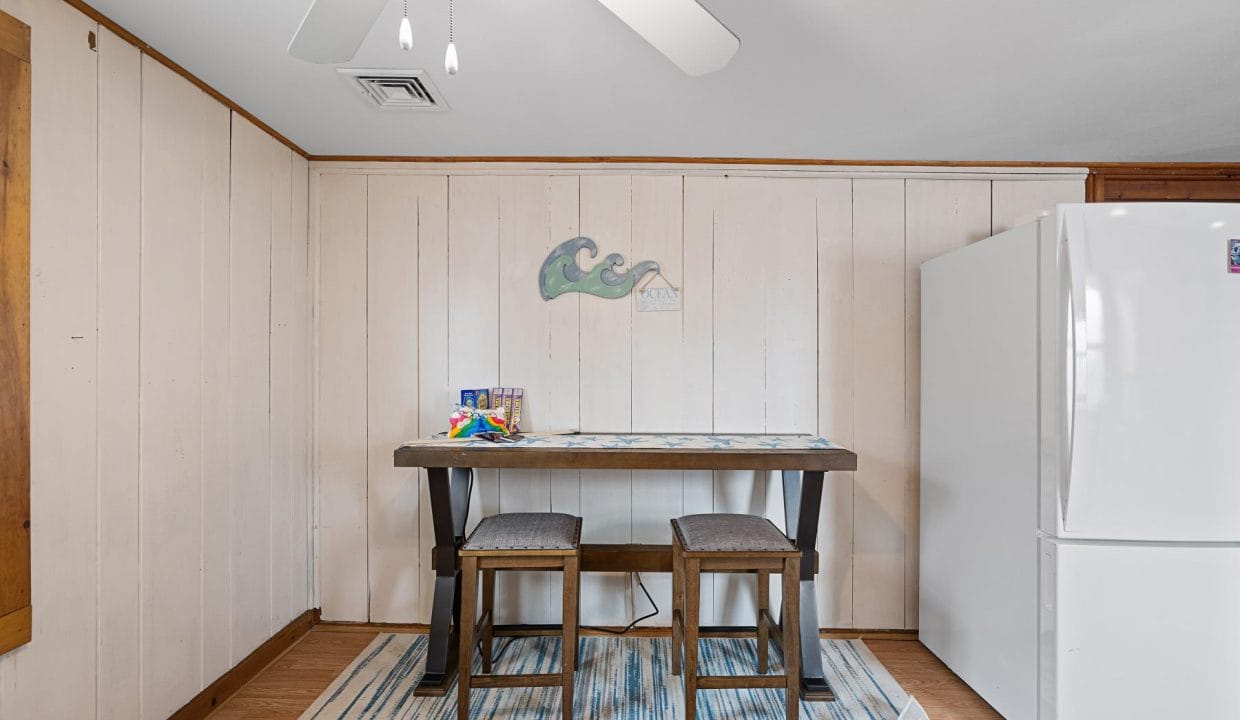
[[448, 405, 510, 438]]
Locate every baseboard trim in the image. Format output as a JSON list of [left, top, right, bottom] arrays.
[[315, 618, 917, 642], [168, 608, 319, 720]]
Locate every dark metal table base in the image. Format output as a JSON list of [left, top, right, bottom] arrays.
[[413, 466, 835, 701]]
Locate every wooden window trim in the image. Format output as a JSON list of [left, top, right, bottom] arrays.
[[0, 8, 30, 657]]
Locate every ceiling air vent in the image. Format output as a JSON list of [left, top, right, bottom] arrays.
[[337, 68, 449, 111]]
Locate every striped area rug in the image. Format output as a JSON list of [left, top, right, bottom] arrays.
[[301, 633, 909, 719]]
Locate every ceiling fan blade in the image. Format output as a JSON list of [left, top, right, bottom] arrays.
[[288, 0, 390, 64], [596, 0, 740, 76]]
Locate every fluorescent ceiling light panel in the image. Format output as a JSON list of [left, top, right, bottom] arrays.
[[597, 0, 740, 76], [288, 0, 389, 63]]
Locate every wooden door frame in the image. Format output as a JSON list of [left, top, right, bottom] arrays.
[[0, 7, 30, 657]]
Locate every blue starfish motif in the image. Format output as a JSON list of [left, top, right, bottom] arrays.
[[565, 440, 589, 448], [613, 437, 641, 446], [710, 437, 736, 447], [663, 440, 688, 448], [760, 440, 784, 448]]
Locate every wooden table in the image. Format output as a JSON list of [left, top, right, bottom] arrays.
[[393, 433, 858, 700]]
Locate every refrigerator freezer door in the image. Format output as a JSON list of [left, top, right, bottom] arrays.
[[1040, 539, 1240, 720], [1055, 203, 1240, 541]]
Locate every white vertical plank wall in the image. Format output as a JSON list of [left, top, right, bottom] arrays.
[[578, 175, 636, 625], [317, 173, 369, 622], [496, 175, 556, 625], [991, 179, 1086, 234], [140, 57, 207, 719], [200, 97, 235, 686], [814, 178, 855, 628], [311, 165, 1084, 631], [629, 175, 684, 626], [0, 0, 313, 716], [366, 175, 423, 623], [96, 26, 142, 720], [0, 0, 99, 717]]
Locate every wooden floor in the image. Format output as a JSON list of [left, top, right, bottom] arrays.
[[209, 629, 1001, 720]]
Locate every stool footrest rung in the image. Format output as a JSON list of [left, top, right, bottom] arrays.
[[697, 675, 788, 690], [471, 673, 565, 689]]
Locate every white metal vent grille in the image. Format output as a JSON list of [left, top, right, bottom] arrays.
[[337, 69, 449, 111]]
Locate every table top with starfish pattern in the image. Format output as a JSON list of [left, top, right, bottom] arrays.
[[395, 433, 857, 472]]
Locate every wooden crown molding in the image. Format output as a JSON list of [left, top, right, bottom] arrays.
[[63, 0, 308, 158]]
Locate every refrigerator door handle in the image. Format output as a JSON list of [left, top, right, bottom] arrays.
[[1062, 221, 1088, 527]]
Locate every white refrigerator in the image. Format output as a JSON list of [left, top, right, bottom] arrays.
[[919, 203, 1240, 720]]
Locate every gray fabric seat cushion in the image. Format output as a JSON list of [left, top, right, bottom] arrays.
[[463, 512, 581, 551], [672, 514, 795, 553]]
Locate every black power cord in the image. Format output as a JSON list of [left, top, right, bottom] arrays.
[[582, 572, 660, 635], [468, 570, 659, 669]]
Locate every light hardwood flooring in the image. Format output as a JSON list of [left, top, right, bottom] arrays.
[[208, 629, 1001, 720]]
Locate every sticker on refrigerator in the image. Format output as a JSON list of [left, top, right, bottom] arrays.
[[1231, 238, 1240, 274]]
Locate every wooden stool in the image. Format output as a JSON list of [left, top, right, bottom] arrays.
[[671, 513, 802, 720], [458, 512, 582, 720]]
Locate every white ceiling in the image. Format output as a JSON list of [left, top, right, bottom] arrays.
[[88, 0, 1240, 160]]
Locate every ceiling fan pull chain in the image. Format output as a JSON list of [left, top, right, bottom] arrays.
[[444, 0, 459, 74], [398, 0, 413, 50]]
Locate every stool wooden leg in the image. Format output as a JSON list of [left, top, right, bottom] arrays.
[[684, 558, 701, 720], [481, 569, 495, 673], [561, 554, 579, 720], [757, 570, 770, 674], [458, 556, 478, 720], [782, 557, 801, 720], [671, 537, 683, 676]]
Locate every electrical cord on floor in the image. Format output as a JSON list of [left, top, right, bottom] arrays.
[[473, 573, 659, 668], [582, 572, 660, 635]]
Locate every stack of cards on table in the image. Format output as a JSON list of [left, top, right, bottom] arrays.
[[459, 387, 524, 433]]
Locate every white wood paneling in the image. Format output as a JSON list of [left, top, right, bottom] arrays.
[[629, 174, 684, 625], [0, 0, 99, 717], [991, 179, 1086, 234], [415, 177, 449, 621], [0, 3, 315, 716], [851, 178, 908, 629], [681, 176, 718, 626], [711, 176, 771, 625], [761, 178, 819, 620], [289, 152, 312, 620], [815, 178, 855, 628], [366, 175, 422, 622], [496, 175, 555, 625], [200, 96, 234, 684], [545, 176, 581, 624], [140, 57, 207, 720], [318, 173, 370, 621], [230, 116, 274, 657], [310, 166, 1084, 631], [270, 143, 295, 632], [903, 180, 992, 628], [578, 175, 636, 624], [96, 26, 141, 720], [447, 176, 503, 535]]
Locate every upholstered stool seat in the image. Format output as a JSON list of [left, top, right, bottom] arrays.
[[458, 512, 582, 720], [673, 513, 796, 553], [670, 513, 802, 720], [463, 512, 581, 551]]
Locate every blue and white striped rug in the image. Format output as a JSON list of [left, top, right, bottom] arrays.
[[301, 633, 909, 719]]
